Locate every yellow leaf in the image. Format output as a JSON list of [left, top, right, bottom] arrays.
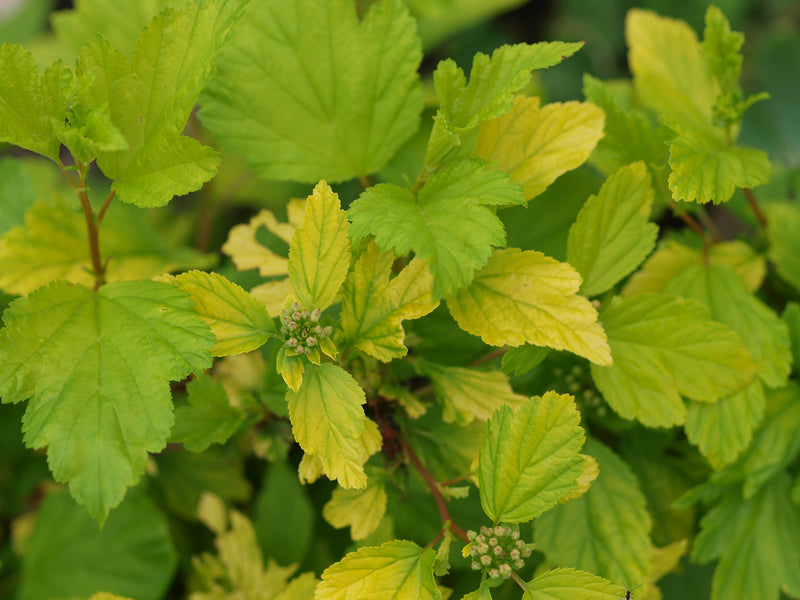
[[298, 452, 324, 485], [288, 181, 351, 310], [341, 242, 439, 361], [447, 248, 612, 365], [476, 95, 604, 201], [222, 198, 304, 276], [251, 278, 294, 316], [558, 454, 599, 503], [323, 469, 388, 540], [623, 239, 766, 297]]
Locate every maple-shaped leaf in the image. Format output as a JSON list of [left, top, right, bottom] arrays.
[[164, 270, 276, 357], [535, 438, 651, 588], [323, 468, 388, 541], [0, 280, 215, 522], [349, 160, 520, 298], [286, 363, 371, 489], [475, 95, 604, 202], [623, 238, 766, 297], [591, 293, 756, 427], [200, 0, 423, 183], [0, 201, 215, 296], [340, 242, 438, 362], [288, 181, 351, 311], [522, 568, 621, 600], [479, 392, 587, 523], [446, 248, 612, 365], [417, 358, 525, 425], [567, 161, 658, 296], [77, 0, 248, 207], [171, 373, 244, 453], [316, 540, 440, 600], [0, 44, 74, 159]]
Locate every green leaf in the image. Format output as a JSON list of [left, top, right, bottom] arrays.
[[667, 127, 771, 204], [0, 157, 36, 238], [0, 44, 73, 159], [535, 437, 651, 587], [685, 381, 765, 470], [171, 373, 244, 452], [784, 302, 800, 376], [0, 280, 214, 522], [623, 238, 766, 297], [0, 200, 216, 296], [479, 392, 587, 523], [693, 474, 800, 600], [663, 263, 791, 389], [340, 242, 438, 362], [417, 358, 525, 425], [286, 363, 370, 488], [501, 344, 551, 376], [766, 203, 800, 291], [316, 540, 441, 600], [475, 95, 605, 202], [79, 0, 248, 206], [626, 8, 714, 134], [566, 162, 658, 296], [166, 270, 276, 357], [590, 293, 756, 427], [523, 567, 621, 600], [349, 160, 517, 298], [200, 0, 423, 183], [581, 75, 667, 173], [19, 488, 176, 600], [288, 181, 351, 310], [323, 468, 388, 541], [446, 248, 612, 365], [254, 459, 315, 566]]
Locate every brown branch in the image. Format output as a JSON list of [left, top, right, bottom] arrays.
[[358, 174, 372, 189], [96, 190, 116, 224], [400, 436, 468, 543], [470, 347, 507, 367], [743, 187, 768, 228]]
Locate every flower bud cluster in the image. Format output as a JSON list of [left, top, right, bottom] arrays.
[[280, 302, 333, 355], [466, 525, 532, 580]]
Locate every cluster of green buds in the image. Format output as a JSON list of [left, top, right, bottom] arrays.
[[466, 525, 532, 581], [279, 302, 334, 356]]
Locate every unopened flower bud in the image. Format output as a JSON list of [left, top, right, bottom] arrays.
[[471, 561, 481, 570], [510, 548, 520, 560], [488, 568, 500, 580], [306, 336, 317, 346], [494, 526, 505, 537], [493, 545, 504, 557], [514, 559, 525, 570], [488, 537, 498, 547], [499, 564, 512, 578], [286, 337, 298, 347], [480, 554, 492, 566], [467, 530, 478, 542]]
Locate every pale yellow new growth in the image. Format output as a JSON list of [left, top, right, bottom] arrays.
[[251, 278, 294, 316], [447, 248, 612, 366], [323, 470, 387, 540], [341, 242, 439, 361], [476, 95, 604, 201], [222, 199, 304, 276], [289, 181, 351, 311]]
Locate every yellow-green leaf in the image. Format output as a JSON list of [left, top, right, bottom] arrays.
[[165, 270, 276, 357], [623, 239, 766, 297], [323, 469, 388, 541], [340, 242, 438, 361], [479, 392, 587, 523], [523, 567, 621, 600], [766, 203, 800, 292], [288, 181, 351, 310], [417, 358, 526, 424], [286, 363, 369, 488], [315, 540, 440, 600], [476, 95, 605, 201], [446, 248, 611, 366]]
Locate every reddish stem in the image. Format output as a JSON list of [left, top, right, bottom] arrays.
[[96, 190, 116, 224], [743, 188, 768, 228]]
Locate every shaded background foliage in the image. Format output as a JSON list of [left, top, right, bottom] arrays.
[[1, 0, 799, 599]]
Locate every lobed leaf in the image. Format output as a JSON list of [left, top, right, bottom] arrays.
[[349, 160, 517, 298], [0, 280, 214, 522], [165, 270, 276, 357], [315, 540, 440, 600], [340, 242, 438, 362], [478, 392, 587, 523], [171, 373, 244, 453], [535, 438, 651, 587], [446, 248, 612, 365], [286, 363, 370, 488], [591, 293, 757, 427], [475, 95, 604, 201], [288, 181, 352, 311], [200, 0, 423, 183], [566, 161, 658, 296]]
